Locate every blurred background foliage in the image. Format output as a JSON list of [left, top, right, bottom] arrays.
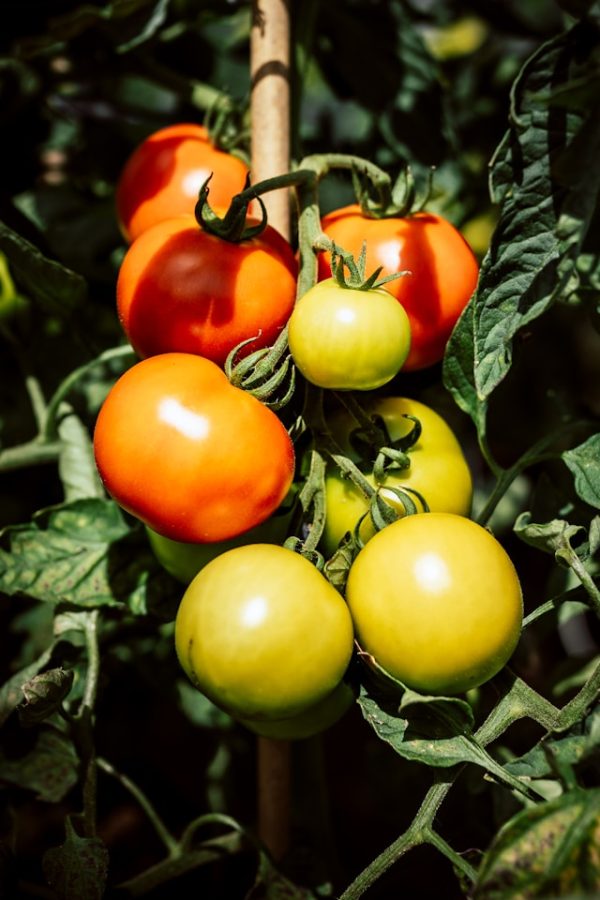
[[1, 1, 598, 898]]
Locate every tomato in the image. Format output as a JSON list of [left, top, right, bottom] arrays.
[[287, 278, 411, 390], [175, 544, 355, 720], [345, 513, 523, 695], [318, 207, 479, 371], [93, 353, 295, 543], [238, 679, 355, 740], [116, 123, 249, 242], [146, 499, 294, 583], [116, 215, 297, 366], [321, 396, 472, 556]]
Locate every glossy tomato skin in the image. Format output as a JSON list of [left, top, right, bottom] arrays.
[[345, 513, 523, 695], [116, 123, 249, 242], [238, 679, 355, 740], [322, 396, 473, 556], [146, 499, 294, 583], [117, 216, 297, 366], [93, 354, 295, 543], [318, 207, 479, 371], [288, 278, 411, 390], [175, 544, 355, 720]]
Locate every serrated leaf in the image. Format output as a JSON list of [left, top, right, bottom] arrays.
[[0, 220, 86, 316], [43, 816, 109, 900], [444, 23, 600, 432], [473, 788, 600, 899], [357, 685, 532, 796], [564, 435, 600, 509], [0, 498, 178, 615], [57, 405, 105, 503], [0, 646, 55, 728], [514, 513, 584, 556], [0, 725, 78, 802]]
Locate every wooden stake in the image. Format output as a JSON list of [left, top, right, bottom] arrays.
[[250, 0, 291, 239], [250, 0, 292, 861]]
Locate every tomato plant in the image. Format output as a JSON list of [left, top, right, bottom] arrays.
[[116, 214, 297, 366], [175, 544, 354, 720], [93, 353, 295, 543], [321, 396, 473, 555], [317, 207, 479, 371], [345, 513, 523, 695], [288, 277, 411, 390], [116, 123, 249, 242]]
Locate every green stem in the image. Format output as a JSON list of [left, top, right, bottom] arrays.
[[97, 757, 179, 857], [1, 325, 48, 432], [0, 438, 61, 472], [568, 552, 600, 618], [425, 828, 478, 885]]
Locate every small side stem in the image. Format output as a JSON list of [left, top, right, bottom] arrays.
[[97, 757, 179, 857], [425, 828, 479, 885]]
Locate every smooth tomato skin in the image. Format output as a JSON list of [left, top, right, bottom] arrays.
[[345, 513, 523, 695], [322, 396, 473, 556], [93, 354, 295, 543], [117, 216, 297, 366], [288, 278, 411, 390], [116, 123, 249, 242], [238, 679, 355, 740], [175, 544, 355, 720], [318, 207, 479, 371], [146, 501, 294, 583]]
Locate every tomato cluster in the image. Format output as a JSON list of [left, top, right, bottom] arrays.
[[94, 125, 522, 741]]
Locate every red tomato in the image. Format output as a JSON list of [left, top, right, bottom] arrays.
[[116, 123, 249, 242], [93, 353, 295, 543], [116, 216, 297, 366], [318, 206, 479, 370]]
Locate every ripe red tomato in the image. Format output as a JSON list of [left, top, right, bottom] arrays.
[[93, 353, 295, 543], [116, 215, 297, 366], [116, 123, 249, 242], [318, 206, 479, 371]]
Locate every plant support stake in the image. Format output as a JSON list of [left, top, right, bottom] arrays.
[[250, 0, 292, 861]]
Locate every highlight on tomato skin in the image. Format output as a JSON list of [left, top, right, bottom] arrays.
[[317, 206, 479, 371], [116, 215, 297, 366], [116, 123, 249, 243], [93, 353, 295, 544]]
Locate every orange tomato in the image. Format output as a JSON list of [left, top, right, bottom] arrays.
[[318, 206, 479, 370], [116, 123, 248, 242]]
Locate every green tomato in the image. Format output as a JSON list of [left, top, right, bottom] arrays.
[[146, 501, 294, 583], [288, 278, 411, 390], [345, 513, 523, 695], [321, 396, 473, 556], [175, 544, 354, 720], [237, 679, 355, 740]]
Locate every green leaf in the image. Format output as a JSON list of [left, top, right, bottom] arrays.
[[57, 406, 105, 503], [473, 788, 600, 899], [444, 23, 600, 431], [514, 514, 585, 556], [564, 435, 600, 509], [0, 499, 178, 615], [0, 725, 78, 803], [0, 220, 86, 316], [43, 816, 109, 900], [505, 707, 600, 781], [357, 684, 533, 796], [0, 645, 55, 728]]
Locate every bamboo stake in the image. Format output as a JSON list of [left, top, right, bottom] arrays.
[[250, 0, 292, 861]]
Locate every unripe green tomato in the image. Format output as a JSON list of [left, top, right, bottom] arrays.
[[345, 513, 523, 695], [175, 544, 355, 720], [322, 396, 473, 556], [288, 278, 411, 390], [146, 503, 294, 583], [237, 679, 355, 741]]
